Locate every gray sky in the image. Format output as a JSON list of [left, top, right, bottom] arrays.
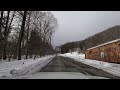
[[52, 11, 120, 46]]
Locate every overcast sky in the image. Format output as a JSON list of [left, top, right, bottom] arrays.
[[51, 11, 120, 46]]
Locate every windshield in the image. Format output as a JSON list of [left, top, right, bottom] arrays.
[[0, 11, 120, 79]]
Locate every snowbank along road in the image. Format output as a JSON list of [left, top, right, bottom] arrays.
[[40, 56, 120, 79]]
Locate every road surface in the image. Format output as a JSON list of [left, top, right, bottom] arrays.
[[40, 56, 120, 79]]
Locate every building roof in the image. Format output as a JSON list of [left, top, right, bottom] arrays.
[[87, 38, 120, 50]]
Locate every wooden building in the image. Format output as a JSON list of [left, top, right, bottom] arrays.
[[85, 38, 120, 63]]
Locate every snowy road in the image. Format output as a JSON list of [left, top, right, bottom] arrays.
[[40, 56, 120, 79], [2, 55, 119, 79]]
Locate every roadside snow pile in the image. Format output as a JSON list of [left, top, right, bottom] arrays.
[[10, 56, 54, 76], [61, 52, 85, 59], [59, 52, 120, 77], [0, 55, 55, 79]]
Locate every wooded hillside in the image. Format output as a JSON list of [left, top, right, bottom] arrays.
[[61, 25, 120, 53]]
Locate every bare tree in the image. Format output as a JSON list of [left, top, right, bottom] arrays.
[[0, 11, 58, 60], [0, 11, 4, 59], [3, 11, 16, 60], [27, 11, 58, 57], [18, 11, 27, 60], [25, 11, 32, 59], [0, 11, 3, 35], [2, 11, 10, 60]]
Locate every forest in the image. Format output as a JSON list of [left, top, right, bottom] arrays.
[[61, 25, 120, 53], [0, 11, 58, 60]]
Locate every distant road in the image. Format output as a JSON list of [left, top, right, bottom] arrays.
[[40, 56, 120, 79]]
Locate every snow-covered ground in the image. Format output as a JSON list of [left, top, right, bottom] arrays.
[[59, 52, 120, 77], [0, 55, 55, 79]]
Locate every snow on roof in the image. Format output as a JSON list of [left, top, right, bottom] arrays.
[[87, 38, 120, 50]]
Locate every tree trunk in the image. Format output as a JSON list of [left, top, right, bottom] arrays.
[[18, 11, 27, 60], [3, 11, 10, 60], [13, 44, 17, 59], [0, 11, 4, 59], [26, 13, 31, 59], [0, 11, 3, 33]]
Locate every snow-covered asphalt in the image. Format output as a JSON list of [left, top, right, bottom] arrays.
[[40, 56, 120, 79]]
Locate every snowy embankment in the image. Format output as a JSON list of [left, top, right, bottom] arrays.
[[59, 52, 120, 77], [0, 55, 55, 79]]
